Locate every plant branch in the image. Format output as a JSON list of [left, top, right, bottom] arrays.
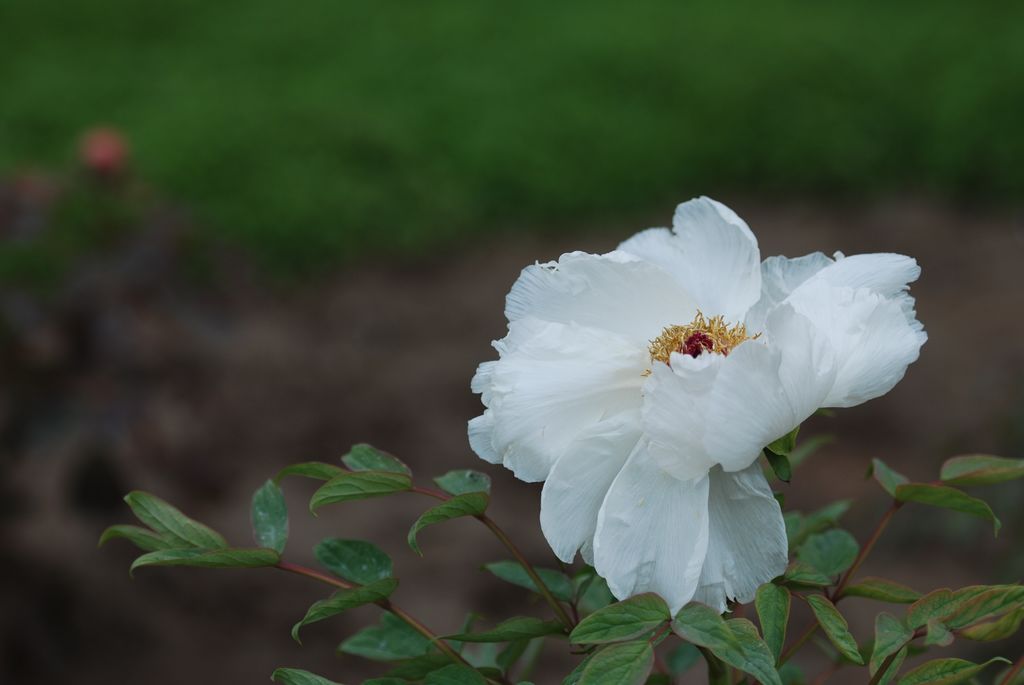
[[833, 500, 903, 600], [409, 484, 575, 630], [274, 560, 468, 666], [477, 513, 575, 630], [781, 499, 904, 666]]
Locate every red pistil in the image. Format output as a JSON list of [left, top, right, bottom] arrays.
[[682, 331, 715, 357]]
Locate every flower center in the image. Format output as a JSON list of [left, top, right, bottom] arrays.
[[648, 311, 756, 365]]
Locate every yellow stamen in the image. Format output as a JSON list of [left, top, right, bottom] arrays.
[[648, 311, 757, 366]]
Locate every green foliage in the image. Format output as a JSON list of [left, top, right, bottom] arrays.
[[868, 459, 909, 497], [940, 454, 1024, 486], [314, 539, 393, 585], [434, 470, 492, 496], [447, 616, 564, 643], [339, 612, 432, 661], [755, 584, 790, 662], [841, 577, 921, 604], [407, 492, 489, 555], [341, 444, 412, 476], [291, 578, 398, 643], [270, 668, 341, 685], [100, 440, 1024, 684], [484, 561, 575, 603], [570, 593, 670, 644], [251, 479, 288, 554], [123, 491, 227, 548], [893, 483, 1001, 534], [797, 529, 859, 578], [870, 613, 914, 677], [310, 472, 412, 513], [130, 548, 279, 575], [784, 500, 852, 548], [577, 641, 653, 685], [98, 524, 175, 552], [895, 657, 1010, 685], [424, 665, 487, 685], [671, 603, 740, 652], [805, 595, 864, 664], [275, 462, 345, 482]]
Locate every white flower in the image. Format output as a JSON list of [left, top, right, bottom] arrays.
[[468, 197, 926, 613]]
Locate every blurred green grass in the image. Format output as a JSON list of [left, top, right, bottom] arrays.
[[1, 1, 1022, 272]]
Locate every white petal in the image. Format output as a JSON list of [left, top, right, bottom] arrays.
[[813, 253, 920, 297], [593, 441, 710, 613], [467, 411, 499, 464], [470, 318, 646, 482], [786, 285, 927, 407], [504, 251, 695, 344], [618, 197, 762, 320], [746, 252, 833, 331], [692, 464, 789, 612], [540, 412, 642, 563], [644, 308, 835, 475]]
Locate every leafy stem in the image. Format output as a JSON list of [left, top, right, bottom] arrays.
[[274, 560, 469, 667], [780, 499, 904, 666], [411, 485, 576, 630]]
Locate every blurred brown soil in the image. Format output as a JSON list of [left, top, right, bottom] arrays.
[[2, 199, 1024, 683]]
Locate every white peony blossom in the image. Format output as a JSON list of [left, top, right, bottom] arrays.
[[468, 197, 926, 613]]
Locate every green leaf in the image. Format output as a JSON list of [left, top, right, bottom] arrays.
[[123, 491, 227, 549], [578, 640, 654, 685], [577, 573, 616, 614], [291, 577, 398, 643], [496, 638, 529, 672], [945, 584, 1024, 629], [671, 602, 739, 651], [940, 454, 1024, 486], [310, 471, 412, 512], [755, 584, 790, 662], [924, 618, 954, 646], [797, 529, 859, 577], [869, 459, 908, 497], [363, 679, 408, 685], [805, 595, 863, 664], [339, 611, 433, 661], [764, 450, 792, 482], [778, 663, 807, 685], [251, 479, 288, 554], [714, 618, 784, 685], [407, 492, 489, 555], [870, 612, 913, 676], [448, 616, 564, 643], [893, 483, 1000, 534], [423, 665, 486, 685], [484, 561, 575, 602], [434, 469, 492, 495], [382, 654, 453, 681], [275, 462, 346, 482], [98, 524, 174, 552], [314, 539, 393, 585], [895, 657, 1011, 685], [571, 593, 670, 644], [270, 668, 342, 685], [841, 577, 921, 603], [562, 653, 595, 685], [130, 547, 279, 574], [341, 443, 411, 475], [784, 500, 852, 548], [788, 434, 834, 469], [960, 604, 1024, 641], [781, 561, 833, 588], [665, 643, 700, 675], [767, 426, 800, 456]]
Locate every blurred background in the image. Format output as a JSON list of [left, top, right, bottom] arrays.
[[2, 1, 1023, 683]]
